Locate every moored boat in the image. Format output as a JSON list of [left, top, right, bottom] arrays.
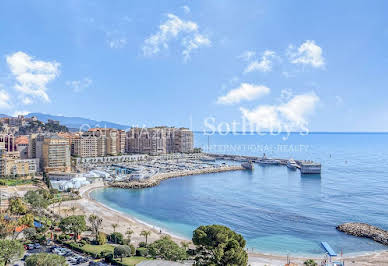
[[241, 161, 254, 170], [287, 159, 298, 170]]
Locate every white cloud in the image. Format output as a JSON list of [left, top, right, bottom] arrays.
[[238, 50, 256, 61], [182, 5, 191, 14], [244, 50, 277, 73], [6, 51, 60, 103], [288, 40, 325, 68], [240, 92, 319, 131], [12, 110, 30, 117], [107, 38, 127, 49], [182, 33, 211, 62], [0, 89, 12, 109], [66, 78, 93, 93], [142, 14, 211, 61], [217, 83, 270, 105], [21, 97, 33, 105], [105, 30, 128, 49]]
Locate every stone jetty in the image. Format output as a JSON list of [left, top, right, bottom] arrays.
[[336, 222, 388, 245], [109, 165, 244, 189]]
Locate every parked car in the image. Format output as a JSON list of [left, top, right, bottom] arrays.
[[21, 254, 30, 261], [77, 257, 88, 263], [34, 243, 41, 249], [27, 244, 34, 250]]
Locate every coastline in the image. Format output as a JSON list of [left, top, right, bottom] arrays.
[[77, 183, 388, 265]]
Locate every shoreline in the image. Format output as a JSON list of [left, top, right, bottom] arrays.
[[79, 183, 388, 265], [83, 183, 191, 243]]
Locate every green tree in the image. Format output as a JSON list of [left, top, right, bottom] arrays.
[[18, 213, 35, 227], [110, 232, 124, 244], [125, 227, 134, 243], [59, 215, 86, 240], [192, 224, 248, 266], [111, 223, 118, 233], [181, 241, 190, 251], [23, 227, 37, 241], [24, 191, 49, 211], [140, 230, 151, 245], [8, 197, 27, 215], [113, 245, 132, 261], [148, 235, 187, 261], [88, 214, 103, 241], [25, 253, 66, 266], [304, 259, 318, 266], [97, 232, 107, 245], [0, 239, 24, 265]]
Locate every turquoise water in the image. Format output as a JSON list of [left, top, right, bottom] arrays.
[[90, 133, 388, 256]]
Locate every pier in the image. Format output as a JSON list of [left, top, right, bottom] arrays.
[[205, 153, 321, 174]]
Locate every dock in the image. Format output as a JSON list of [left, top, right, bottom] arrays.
[[205, 153, 321, 174]]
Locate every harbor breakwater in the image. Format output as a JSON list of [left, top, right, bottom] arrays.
[[109, 165, 244, 189], [337, 223, 388, 245]]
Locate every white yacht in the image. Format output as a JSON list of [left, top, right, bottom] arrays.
[[287, 159, 298, 170]]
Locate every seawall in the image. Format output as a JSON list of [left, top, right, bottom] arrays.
[[109, 165, 244, 189]]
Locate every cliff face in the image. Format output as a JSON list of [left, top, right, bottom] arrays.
[[337, 223, 388, 245]]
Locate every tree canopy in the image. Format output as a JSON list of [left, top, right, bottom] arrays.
[[114, 245, 132, 261], [192, 224, 248, 266], [24, 190, 49, 210], [59, 215, 86, 240], [148, 235, 187, 261], [25, 253, 67, 266], [8, 197, 27, 215], [0, 239, 24, 265]]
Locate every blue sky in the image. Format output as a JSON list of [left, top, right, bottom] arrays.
[[0, 0, 387, 131]]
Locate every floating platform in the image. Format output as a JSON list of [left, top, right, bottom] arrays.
[[321, 241, 337, 257]]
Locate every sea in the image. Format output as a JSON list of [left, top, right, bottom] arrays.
[[90, 132, 388, 256]]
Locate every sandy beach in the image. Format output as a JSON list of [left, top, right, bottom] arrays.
[[51, 181, 388, 266]]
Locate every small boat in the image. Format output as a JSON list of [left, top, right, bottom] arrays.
[[287, 159, 298, 170], [241, 161, 254, 170]]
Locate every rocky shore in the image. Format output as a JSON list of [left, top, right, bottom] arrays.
[[109, 165, 244, 189], [337, 222, 388, 245]]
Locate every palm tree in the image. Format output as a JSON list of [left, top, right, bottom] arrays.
[[111, 223, 118, 233], [70, 205, 77, 216], [125, 227, 134, 242], [88, 214, 103, 241], [140, 230, 151, 245]]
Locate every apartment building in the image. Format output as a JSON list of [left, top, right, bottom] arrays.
[[42, 135, 71, 173], [88, 128, 118, 156], [126, 127, 193, 155], [0, 134, 16, 152], [71, 131, 107, 157], [28, 134, 45, 169], [117, 130, 126, 155], [0, 151, 39, 177]]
